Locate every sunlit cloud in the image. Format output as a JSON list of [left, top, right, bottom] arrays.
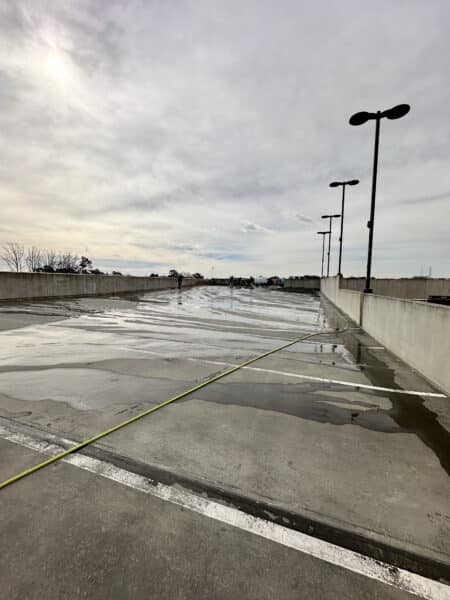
[[45, 52, 68, 82], [240, 221, 272, 234]]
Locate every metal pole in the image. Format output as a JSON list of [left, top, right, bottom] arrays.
[[327, 218, 332, 277], [321, 234, 325, 277], [365, 114, 381, 293], [338, 185, 345, 277]]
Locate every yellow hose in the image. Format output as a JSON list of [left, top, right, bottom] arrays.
[[0, 329, 336, 491]]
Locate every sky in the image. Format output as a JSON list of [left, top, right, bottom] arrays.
[[0, 0, 449, 278]]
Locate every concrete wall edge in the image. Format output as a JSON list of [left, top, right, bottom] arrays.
[[320, 277, 449, 395]]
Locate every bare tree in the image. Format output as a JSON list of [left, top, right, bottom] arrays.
[[25, 246, 43, 272], [43, 249, 58, 271], [1, 242, 25, 272], [57, 252, 79, 273]]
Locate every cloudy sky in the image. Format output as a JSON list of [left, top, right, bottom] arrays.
[[0, 0, 449, 277]]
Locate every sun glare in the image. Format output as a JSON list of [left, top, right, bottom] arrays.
[[45, 53, 67, 82]]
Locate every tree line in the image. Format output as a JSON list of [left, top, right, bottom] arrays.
[[0, 242, 105, 274]]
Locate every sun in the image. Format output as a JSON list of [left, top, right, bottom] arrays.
[[45, 53, 68, 82]]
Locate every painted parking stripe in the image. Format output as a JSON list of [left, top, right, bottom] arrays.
[[243, 366, 447, 397], [120, 348, 446, 398], [0, 424, 448, 600], [181, 357, 447, 398]]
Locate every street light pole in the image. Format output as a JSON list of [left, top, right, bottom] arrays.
[[321, 214, 340, 277], [366, 115, 380, 293], [329, 179, 359, 277], [327, 218, 332, 276], [339, 185, 346, 276], [317, 231, 328, 277], [322, 233, 326, 278], [349, 103, 410, 293]]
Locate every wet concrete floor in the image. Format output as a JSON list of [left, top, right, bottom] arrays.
[[0, 286, 449, 593]]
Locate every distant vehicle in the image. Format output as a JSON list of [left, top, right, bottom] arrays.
[[267, 276, 282, 287], [255, 275, 267, 286]]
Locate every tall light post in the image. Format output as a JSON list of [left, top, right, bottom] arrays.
[[317, 231, 329, 278], [321, 214, 340, 277], [349, 103, 410, 292], [329, 179, 359, 277]]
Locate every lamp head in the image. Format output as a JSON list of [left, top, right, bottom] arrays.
[[382, 103, 410, 120], [349, 111, 372, 126]]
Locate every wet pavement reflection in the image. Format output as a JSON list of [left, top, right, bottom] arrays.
[[0, 286, 448, 474]]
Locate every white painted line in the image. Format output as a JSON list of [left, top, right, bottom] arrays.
[[242, 367, 447, 398], [119, 347, 165, 357], [0, 424, 448, 600], [119, 348, 446, 398], [180, 357, 447, 398], [187, 358, 235, 367]]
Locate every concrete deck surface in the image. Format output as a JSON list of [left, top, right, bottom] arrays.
[[0, 287, 449, 598], [0, 438, 420, 600]]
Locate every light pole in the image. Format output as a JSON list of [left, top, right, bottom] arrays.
[[317, 231, 329, 278], [349, 103, 410, 292], [329, 179, 359, 277], [321, 214, 340, 277]]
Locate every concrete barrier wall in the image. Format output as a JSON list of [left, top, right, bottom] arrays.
[[340, 277, 450, 299], [320, 277, 339, 305], [320, 278, 361, 324], [363, 294, 450, 393], [320, 276, 450, 393], [0, 271, 202, 301], [339, 289, 362, 324], [284, 278, 320, 291]]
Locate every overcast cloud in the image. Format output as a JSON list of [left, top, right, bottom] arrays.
[[0, 0, 449, 277]]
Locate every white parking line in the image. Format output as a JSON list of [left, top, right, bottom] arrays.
[[0, 423, 447, 600], [119, 348, 446, 398], [182, 357, 447, 398], [243, 366, 447, 397]]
